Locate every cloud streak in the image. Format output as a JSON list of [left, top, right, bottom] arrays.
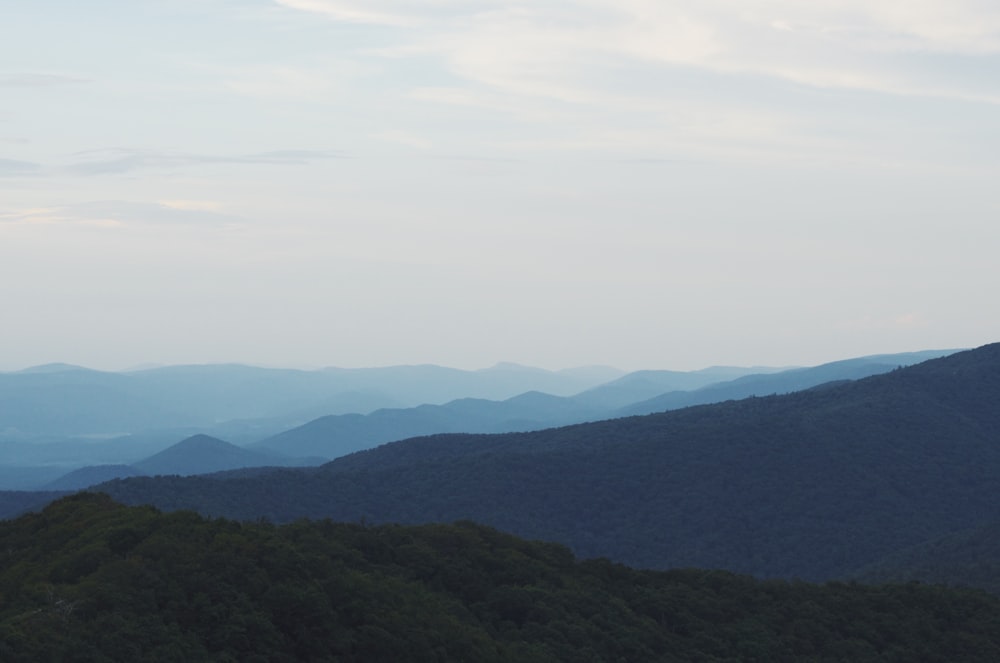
[[0, 73, 90, 87], [0, 157, 41, 177], [1, 200, 242, 228], [276, 0, 1000, 106], [62, 148, 346, 176]]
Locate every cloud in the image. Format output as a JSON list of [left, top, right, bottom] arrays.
[[276, 0, 1000, 105], [372, 130, 433, 149], [0, 157, 41, 177], [157, 200, 225, 212], [223, 65, 342, 98], [273, 0, 426, 26], [0, 201, 241, 228], [0, 73, 90, 87], [62, 148, 346, 176]]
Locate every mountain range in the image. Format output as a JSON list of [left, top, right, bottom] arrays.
[[1, 350, 952, 490], [252, 350, 952, 460], [80, 343, 1000, 586], [0, 361, 626, 441]]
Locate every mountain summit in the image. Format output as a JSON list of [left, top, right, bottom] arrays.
[[132, 434, 279, 476]]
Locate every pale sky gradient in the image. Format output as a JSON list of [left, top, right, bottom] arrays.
[[2, 0, 998, 371]]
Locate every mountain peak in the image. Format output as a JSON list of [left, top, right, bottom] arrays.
[[134, 434, 275, 477]]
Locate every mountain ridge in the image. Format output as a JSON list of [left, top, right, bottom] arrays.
[[92, 343, 1000, 582]]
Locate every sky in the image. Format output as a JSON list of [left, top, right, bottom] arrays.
[[2, 0, 999, 372]]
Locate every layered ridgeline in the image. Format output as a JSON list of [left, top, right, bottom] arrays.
[[0, 364, 621, 439], [0, 362, 627, 439], [1, 352, 947, 490], [40, 434, 320, 492], [98, 344, 1000, 582], [0, 362, 626, 489], [251, 350, 952, 459], [4, 493, 1000, 662]]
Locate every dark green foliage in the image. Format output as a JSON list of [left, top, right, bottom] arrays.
[[4, 494, 1000, 662], [97, 343, 1000, 581]]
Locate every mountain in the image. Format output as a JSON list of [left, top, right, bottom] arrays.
[[132, 434, 286, 476], [254, 390, 604, 459], [254, 350, 955, 460], [43, 464, 145, 491], [0, 367, 185, 438], [617, 349, 957, 416], [0, 361, 622, 441], [0, 361, 629, 490], [570, 365, 785, 409], [96, 343, 1000, 582], [4, 493, 1000, 662]]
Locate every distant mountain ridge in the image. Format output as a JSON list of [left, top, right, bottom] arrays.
[[0, 361, 627, 441], [132, 434, 283, 476], [617, 349, 956, 416], [0, 349, 962, 492], [41, 434, 320, 492], [254, 350, 955, 460], [93, 343, 1000, 584]]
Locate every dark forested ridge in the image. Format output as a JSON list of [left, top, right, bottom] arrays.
[[4, 493, 1000, 662], [93, 343, 1000, 581]]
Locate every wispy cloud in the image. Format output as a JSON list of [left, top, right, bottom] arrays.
[[0, 73, 91, 87], [62, 148, 346, 176], [0, 200, 241, 228], [0, 157, 41, 176], [274, 0, 425, 26], [222, 64, 349, 98], [372, 130, 433, 149], [277, 0, 1000, 105]]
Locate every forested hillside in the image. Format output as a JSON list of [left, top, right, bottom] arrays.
[[4, 493, 1000, 662]]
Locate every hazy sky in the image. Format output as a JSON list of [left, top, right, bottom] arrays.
[[2, 0, 999, 371]]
